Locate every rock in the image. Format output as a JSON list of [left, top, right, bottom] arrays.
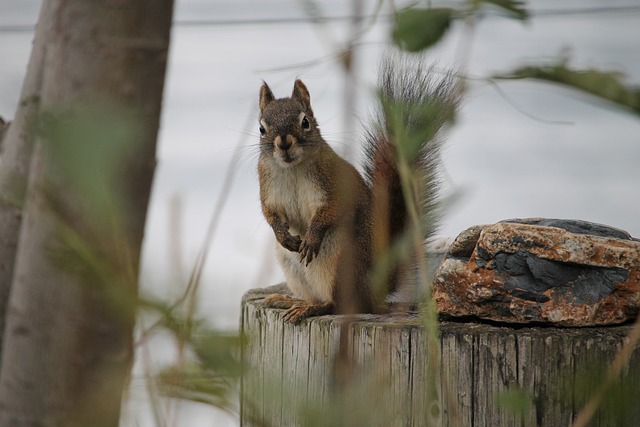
[[433, 218, 640, 326]]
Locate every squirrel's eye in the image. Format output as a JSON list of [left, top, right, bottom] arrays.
[[259, 124, 266, 135], [301, 116, 310, 130]]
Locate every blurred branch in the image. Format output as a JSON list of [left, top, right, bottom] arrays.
[[173, 104, 255, 319], [494, 62, 640, 116], [483, 78, 575, 125]]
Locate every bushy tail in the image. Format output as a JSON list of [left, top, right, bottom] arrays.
[[363, 55, 461, 295]]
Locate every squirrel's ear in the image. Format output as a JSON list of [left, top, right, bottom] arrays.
[[292, 80, 313, 114], [259, 82, 275, 113]]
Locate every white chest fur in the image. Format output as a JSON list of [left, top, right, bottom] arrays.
[[263, 164, 325, 235], [261, 160, 339, 304]]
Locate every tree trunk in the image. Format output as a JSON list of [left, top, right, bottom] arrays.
[[0, 0, 54, 358], [0, 1, 174, 426]]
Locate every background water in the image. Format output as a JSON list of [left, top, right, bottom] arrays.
[[1, 1, 639, 425]]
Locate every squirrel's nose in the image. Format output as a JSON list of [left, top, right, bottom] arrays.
[[276, 135, 294, 150]]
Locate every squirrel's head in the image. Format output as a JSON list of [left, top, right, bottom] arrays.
[[258, 80, 323, 168]]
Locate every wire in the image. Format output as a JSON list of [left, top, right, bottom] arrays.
[[0, 5, 639, 34]]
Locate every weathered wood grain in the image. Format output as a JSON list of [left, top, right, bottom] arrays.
[[241, 286, 640, 426]]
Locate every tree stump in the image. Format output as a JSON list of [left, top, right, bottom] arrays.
[[241, 285, 640, 427]]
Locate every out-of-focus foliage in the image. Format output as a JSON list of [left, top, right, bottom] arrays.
[[38, 103, 141, 223], [141, 298, 242, 414], [391, 0, 528, 52], [480, 0, 529, 21], [497, 387, 533, 421], [391, 1, 640, 120], [157, 363, 236, 410], [495, 63, 640, 116], [392, 7, 453, 52], [381, 90, 456, 161]]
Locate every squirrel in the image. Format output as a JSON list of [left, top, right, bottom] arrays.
[[257, 56, 460, 324]]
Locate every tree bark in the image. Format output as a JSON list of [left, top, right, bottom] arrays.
[[0, 1, 174, 426], [0, 0, 54, 358]]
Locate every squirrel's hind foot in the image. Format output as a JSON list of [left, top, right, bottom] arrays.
[[282, 302, 334, 324], [263, 293, 301, 309], [263, 294, 334, 324]]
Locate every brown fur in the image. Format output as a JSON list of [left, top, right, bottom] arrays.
[[258, 80, 374, 323], [258, 61, 460, 323]]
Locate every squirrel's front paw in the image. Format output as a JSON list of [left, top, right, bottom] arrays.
[[273, 220, 302, 252], [299, 234, 322, 266], [280, 233, 302, 252]]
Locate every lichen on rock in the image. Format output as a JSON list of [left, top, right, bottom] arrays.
[[433, 218, 640, 326]]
